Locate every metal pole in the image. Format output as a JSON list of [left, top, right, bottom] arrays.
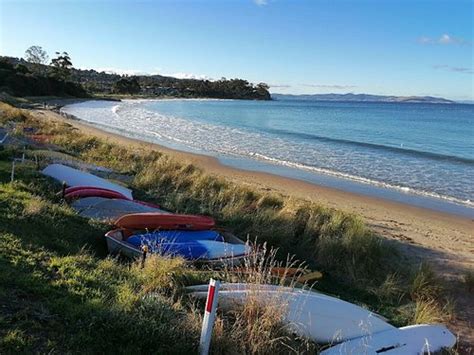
[[199, 279, 220, 355]]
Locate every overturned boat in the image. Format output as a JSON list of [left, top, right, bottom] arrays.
[[105, 213, 251, 266], [42, 163, 133, 199]]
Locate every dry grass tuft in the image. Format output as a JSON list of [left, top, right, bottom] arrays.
[[463, 269, 474, 293], [209, 245, 317, 354], [372, 273, 405, 303], [410, 263, 443, 301]]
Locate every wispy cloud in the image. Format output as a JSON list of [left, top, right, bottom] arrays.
[[164, 72, 213, 80], [300, 84, 357, 90], [433, 64, 473, 74], [269, 83, 291, 88], [92, 67, 153, 76], [253, 0, 268, 5], [417, 34, 470, 46], [91, 67, 167, 76]]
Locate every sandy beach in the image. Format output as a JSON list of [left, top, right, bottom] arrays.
[[30, 106, 473, 346]]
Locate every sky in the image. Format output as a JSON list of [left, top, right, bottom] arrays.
[[0, 0, 472, 100]]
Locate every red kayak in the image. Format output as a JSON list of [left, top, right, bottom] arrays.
[[65, 188, 129, 201], [64, 186, 121, 195], [114, 213, 215, 231], [63, 186, 161, 209]]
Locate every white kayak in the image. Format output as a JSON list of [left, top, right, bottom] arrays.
[[320, 324, 456, 355], [42, 164, 133, 199], [189, 288, 394, 343]]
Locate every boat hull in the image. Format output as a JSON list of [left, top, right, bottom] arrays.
[[105, 229, 249, 267]]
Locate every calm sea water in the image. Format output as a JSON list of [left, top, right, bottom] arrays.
[[62, 99, 474, 214]]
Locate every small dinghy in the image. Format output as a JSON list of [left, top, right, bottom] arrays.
[[105, 229, 250, 266], [114, 212, 215, 231], [42, 164, 133, 199]]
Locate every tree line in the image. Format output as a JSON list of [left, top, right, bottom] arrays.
[[0, 47, 87, 97], [0, 46, 271, 100]]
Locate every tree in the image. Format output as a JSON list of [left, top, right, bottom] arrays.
[[24, 45, 49, 65], [24, 45, 49, 75], [15, 64, 31, 74], [50, 51, 73, 81], [112, 77, 141, 95], [255, 82, 271, 100]]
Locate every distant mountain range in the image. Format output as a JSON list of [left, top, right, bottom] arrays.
[[272, 93, 455, 104]]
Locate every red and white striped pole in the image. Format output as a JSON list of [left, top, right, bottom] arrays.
[[199, 278, 220, 355]]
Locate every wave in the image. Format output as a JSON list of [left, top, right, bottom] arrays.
[[264, 128, 474, 165], [249, 152, 474, 208]]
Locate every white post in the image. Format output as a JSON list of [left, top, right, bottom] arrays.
[[199, 278, 220, 355], [10, 160, 15, 182]]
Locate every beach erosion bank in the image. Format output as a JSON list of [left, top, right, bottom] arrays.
[[20, 103, 474, 347]]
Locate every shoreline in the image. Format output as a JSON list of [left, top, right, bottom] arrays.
[[59, 99, 474, 216], [29, 106, 474, 346]]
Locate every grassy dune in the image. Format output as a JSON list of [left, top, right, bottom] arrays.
[[0, 102, 454, 353]]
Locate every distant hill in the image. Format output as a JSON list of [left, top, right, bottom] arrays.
[[0, 56, 271, 100], [272, 93, 455, 104]]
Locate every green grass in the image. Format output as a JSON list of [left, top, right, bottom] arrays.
[[0, 171, 199, 352], [0, 102, 454, 353]]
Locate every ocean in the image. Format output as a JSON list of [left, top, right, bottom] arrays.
[[61, 98, 474, 217]]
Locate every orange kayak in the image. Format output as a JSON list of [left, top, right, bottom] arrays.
[[114, 213, 215, 231]]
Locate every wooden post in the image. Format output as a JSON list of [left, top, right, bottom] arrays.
[[10, 160, 15, 183], [62, 182, 67, 198], [141, 245, 149, 268]]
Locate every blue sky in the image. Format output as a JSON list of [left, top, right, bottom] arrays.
[[0, 0, 472, 100]]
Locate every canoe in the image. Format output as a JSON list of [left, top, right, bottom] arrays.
[[189, 288, 394, 343], [72, 198, 163, 220], [114, 212, 215, 231], [320, 324, 456, 354], [105, 228, 250, 266], [42, 164, 133, 199], [65, 188, 129, 201]]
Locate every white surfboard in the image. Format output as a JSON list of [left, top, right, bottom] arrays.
[[190, 288, 394, 343], [42, 164, 133, 199], [320, 324, 456, 355]]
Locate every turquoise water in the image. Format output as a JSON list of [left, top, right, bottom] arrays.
[[62, 99, 474, 216]]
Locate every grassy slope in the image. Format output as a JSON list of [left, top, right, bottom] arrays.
[[0, 102, 453, 353]]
